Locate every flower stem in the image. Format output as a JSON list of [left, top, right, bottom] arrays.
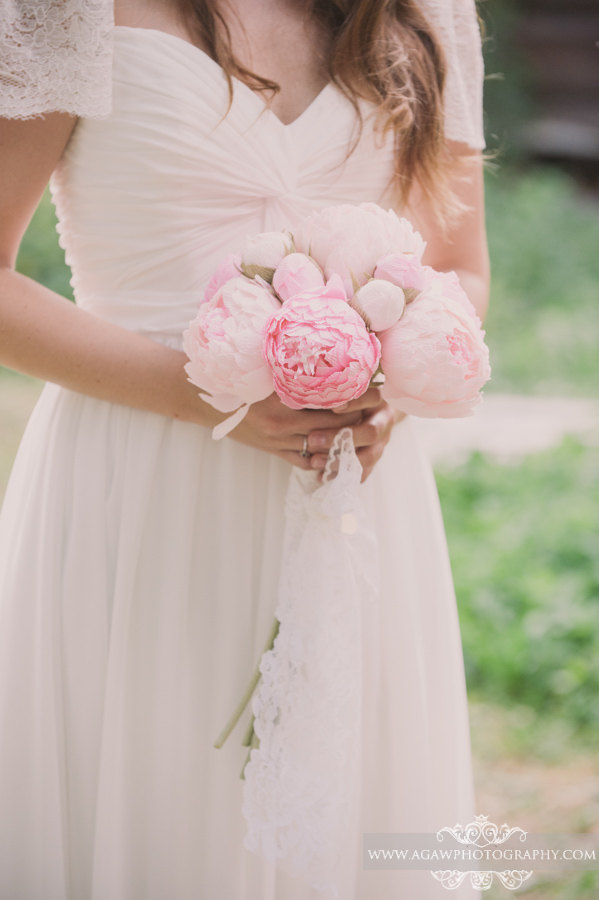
[[212, 617, 280, 749], [241, 714, 255, 747]]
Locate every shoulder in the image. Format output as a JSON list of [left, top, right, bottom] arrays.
[[114, 0, 189, 35]]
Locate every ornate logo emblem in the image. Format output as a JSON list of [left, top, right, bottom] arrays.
[[432, 815, 534, 891]]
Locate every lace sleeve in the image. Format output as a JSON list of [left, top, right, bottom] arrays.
[[418, 0, 486, 149], [0, 0, 114, 119]]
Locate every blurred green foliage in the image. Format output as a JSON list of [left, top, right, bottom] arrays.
[[15, 187, 73, 301], [520, 871, 599, 900], [484, 168, 599, 395], [479, 0, 536, 159], [437, 437, 599, 740]]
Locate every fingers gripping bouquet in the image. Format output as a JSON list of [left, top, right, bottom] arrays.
[[183, 202, 491, 438], [182, 203, 491, 895]]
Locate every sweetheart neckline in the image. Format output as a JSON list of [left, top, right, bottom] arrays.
[[113, 26, 334, 130]]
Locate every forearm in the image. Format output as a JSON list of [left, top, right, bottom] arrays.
[[0, 267, 221, 427], [454, 268, 490, 323]]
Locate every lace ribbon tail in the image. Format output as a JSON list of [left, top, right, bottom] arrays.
[[241, 427, 379, 896]]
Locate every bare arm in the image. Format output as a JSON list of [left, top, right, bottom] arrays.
[[406, 142, 491, 322], [0, 114, 226, 426]]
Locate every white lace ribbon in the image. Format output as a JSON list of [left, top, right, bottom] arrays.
[[242, 428, 379, 896]]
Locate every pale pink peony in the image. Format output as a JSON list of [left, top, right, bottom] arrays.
[[374, 258, 481, 320], [272, 252, 325, 302], [293, 203, 426, 297], [427, 268, 481, 320], [263, 274, 381, 410], [203, 253, 241, 303], [373, 254, 431, 293], [353, 279, 405, 332], [183, 276, 280, 414], [379, 286, 491, 418]]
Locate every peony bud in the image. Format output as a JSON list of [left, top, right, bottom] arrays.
[[240, 231, 293, 282], [272, 253, 325, 302], [353, 278, 405, 332]]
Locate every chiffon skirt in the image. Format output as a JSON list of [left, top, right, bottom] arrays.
[[0, 380, 480, 899]]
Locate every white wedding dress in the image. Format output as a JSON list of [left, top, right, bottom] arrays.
[[0, 23, 484, 900]]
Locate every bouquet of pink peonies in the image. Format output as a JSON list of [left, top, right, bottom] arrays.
[[182, 202, 491, 440]]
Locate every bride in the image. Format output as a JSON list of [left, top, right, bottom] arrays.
[[0, 0, 489, 897]]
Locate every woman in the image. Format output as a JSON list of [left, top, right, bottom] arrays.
[[0, 0, 489, 897]]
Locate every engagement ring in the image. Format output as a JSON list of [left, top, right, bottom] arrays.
[[300, 436, 311, 458]]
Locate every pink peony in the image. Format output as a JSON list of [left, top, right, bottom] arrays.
[[293, 203, 426, 297], [427, 268, 481, 320], [272, 252, 325, 302], [263, 275, 381, 410], [203, 253, 241, 303], [373, 254, 431, 293], [379, 285, 491, 418], [353, 279, 405, 332], [183, 276, 280, 414], [374, 259, 481, 320]]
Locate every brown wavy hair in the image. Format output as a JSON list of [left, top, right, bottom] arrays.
[[175, 0, 459, 219]]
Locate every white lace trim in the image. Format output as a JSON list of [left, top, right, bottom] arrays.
[[419, 0, 486, 148], [0, 0, 113, 119], [242, 429, 379, 895]]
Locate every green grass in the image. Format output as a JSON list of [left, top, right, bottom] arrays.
[[437, 437, 599, 741]]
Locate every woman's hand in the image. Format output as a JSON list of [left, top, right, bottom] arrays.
[[227, 392, 364, 468], [227, 387, 405, 481], [304, 387, 406, 483]]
